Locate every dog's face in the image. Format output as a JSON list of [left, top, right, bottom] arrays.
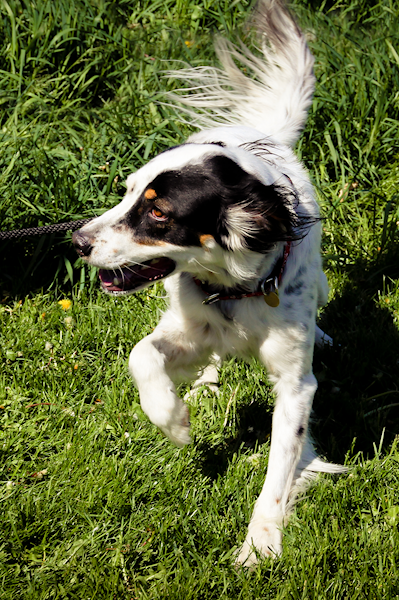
[[72, 143, 299, 295]]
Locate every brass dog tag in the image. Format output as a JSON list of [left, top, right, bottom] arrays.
[[264, 291, 280, 307]]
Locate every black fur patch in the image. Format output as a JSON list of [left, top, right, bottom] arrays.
[[121, 152, 314, 252], [296, 265, 307, 277], [285, 280, 305, 295]]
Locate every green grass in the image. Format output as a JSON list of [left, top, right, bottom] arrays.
[[1, 0, 399, 597], [1, 291, 399, 598]]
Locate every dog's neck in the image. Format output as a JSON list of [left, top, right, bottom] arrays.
[[193, 242, 291, 306]]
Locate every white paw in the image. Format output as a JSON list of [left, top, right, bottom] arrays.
[[235, 519, 282, 568], [184, 381, 220, 402], [160, 403, 191, 448], [184, 362, 220, 402]]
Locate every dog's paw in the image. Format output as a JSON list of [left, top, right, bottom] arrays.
[[184, 362, 220, 402], [161, 403, 191, 448], [234, 520, 282, 569], [184, 381, 220, 403]]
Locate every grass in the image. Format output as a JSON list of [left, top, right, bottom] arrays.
[[2, 291, 399, 598], [1, 0, 399, 597]]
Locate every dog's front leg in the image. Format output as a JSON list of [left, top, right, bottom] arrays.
[[129, 317, 209, 448], [236, 336, 317, 567]]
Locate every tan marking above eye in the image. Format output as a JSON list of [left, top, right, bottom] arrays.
[[144, 188, 157, 200]]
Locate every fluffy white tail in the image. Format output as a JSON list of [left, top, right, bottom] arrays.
[[286, 437, 348, 513], [167, 0, 315, 147]]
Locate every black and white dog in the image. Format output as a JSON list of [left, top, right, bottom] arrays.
[[73, 0, 344, 566]]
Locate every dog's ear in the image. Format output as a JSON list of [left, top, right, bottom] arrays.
[[206, 155, 303, 253]]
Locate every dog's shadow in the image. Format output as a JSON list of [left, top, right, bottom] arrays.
[[312, 252, 399, 463], [197, 252, 399, 479], [196, 399, 273, 480]]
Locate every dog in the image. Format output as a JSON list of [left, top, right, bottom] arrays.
[[72, 0, 345, 567]]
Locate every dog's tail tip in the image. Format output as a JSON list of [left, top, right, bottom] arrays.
[[167, 0, 315, 148], [251, 0, 302, 46]]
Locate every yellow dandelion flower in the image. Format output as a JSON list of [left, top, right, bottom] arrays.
[[74, 364, 79, 370], [58, 299, 72, 311], [185, 40, 193, 48]]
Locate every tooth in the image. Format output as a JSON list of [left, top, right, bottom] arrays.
[[140, 265, 150, 270], [150, 259, 159, 264], [113, 277, 122, 285]]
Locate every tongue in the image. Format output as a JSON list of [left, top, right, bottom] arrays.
[[99, 270, 121, 286]]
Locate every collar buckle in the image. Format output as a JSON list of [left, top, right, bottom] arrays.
[[202, 293, 221, 305], [260, 275, 280, 307], [260, 275, 278, 296]]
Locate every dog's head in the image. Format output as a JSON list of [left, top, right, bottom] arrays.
[[72, 143, 309, 295]]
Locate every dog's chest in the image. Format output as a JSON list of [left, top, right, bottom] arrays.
[[186, 298, 271, 358]]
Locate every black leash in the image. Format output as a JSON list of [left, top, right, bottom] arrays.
[[0, 219, 92, 241]]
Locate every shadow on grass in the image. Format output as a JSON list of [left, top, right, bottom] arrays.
[[197, 250, 399, 478], [0, 235, 77, 298], [313, 250, 399, 463], [196, 400, 273, 480]]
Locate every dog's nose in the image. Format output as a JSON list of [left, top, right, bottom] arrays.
[[72, 230, 94, 257]]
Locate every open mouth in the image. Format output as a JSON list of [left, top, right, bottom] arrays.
[[99, 257, 176, 295]]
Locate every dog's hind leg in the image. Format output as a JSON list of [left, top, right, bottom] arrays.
[[317, 270, 330, 308], [315, 272, 333, 347], [129, 313, 212, 447], [186, 354, 222, 398]]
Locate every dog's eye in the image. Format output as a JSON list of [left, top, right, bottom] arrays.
[[150, 208, 168, 222]]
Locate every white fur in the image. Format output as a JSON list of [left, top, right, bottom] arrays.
[[75, 0, 346, 567]]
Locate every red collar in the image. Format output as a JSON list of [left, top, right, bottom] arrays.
[[194, 241, 291, 307]]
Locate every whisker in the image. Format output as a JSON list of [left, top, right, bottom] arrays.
[[192, 258, 219, 274], [123, 261, 168, 274]]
